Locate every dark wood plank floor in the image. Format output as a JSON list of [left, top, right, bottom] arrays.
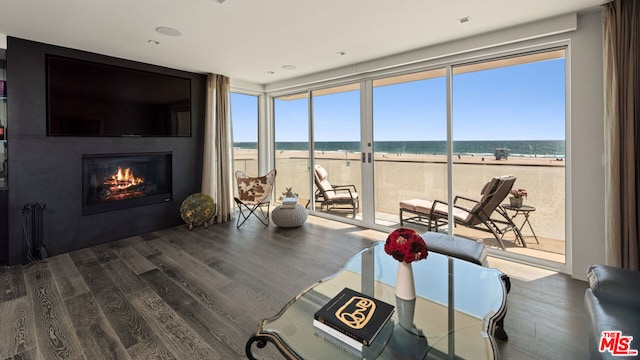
[[0, 216, 588, 359]]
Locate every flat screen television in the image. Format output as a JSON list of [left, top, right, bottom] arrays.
[[46, 55, 191, 137]]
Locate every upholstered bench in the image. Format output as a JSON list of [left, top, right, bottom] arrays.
[[421, 231, 488, 267]]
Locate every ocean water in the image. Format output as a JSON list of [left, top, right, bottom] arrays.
[[234, 140, 565, 158]]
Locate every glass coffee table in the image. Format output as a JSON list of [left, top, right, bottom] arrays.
[[246, 242, 508, 359]]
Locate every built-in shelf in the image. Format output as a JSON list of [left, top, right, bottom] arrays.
[[1, 52, 7, 265]]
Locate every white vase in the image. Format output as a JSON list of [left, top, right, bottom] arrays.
[[395, 261, 417, 332], [395, 261, 416, 300]]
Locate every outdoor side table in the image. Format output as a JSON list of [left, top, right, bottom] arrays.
[[502, 204, 540, 244]]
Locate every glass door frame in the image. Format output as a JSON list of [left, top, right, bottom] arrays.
[[359, 79, 375, 226]]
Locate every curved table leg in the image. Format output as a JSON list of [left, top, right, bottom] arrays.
[[246, 334, 301, 359], [246, 335, 269, 360], [495, 275, 511, 341]]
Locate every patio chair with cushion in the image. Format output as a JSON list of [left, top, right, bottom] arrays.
[[313, 164, 359, 216], [234, 169, 277, 228], [399, 175, 525, 250]]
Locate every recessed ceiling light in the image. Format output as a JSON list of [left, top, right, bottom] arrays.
[[281, 65, 297, 71], [337, 51, 347, 56], [267, 71, 275, 75], [156, 27, 181, 36], [458, 17, 471, 24], [147, 40, 160, 45]]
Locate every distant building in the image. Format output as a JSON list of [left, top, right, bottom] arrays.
[[494, 148, 510, 160]]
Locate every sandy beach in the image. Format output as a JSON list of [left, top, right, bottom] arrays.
[[234, 148, 566, 243]]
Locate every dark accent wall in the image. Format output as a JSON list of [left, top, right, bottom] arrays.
[[5, 37, 206, 265]]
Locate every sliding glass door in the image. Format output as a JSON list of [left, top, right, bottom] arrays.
[[272, 85, 362, 217], [311, 84, 362, 219], [273, 92, 311, 205], [371, 70, 447, 226], [270, 47, 567, 266], [451, 49, 566, 262]]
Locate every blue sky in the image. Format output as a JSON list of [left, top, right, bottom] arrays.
[[232, 58, 566, 142], [230, 93, 259, 142]]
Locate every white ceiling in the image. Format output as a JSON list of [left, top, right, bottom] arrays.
[[0, 0, 604, 86]]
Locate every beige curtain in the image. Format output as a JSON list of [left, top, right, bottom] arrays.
[[202, 74, 234, 223], [603, 0, 640, 270]]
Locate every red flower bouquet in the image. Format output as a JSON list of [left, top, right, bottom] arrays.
[[384, 228, 428, 263]]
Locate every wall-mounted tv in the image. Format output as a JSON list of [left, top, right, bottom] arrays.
[[46, 55, 191, 137]]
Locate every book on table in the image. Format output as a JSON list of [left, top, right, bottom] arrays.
[[313, 287, 395, 351], [282, 197, 298, 208]]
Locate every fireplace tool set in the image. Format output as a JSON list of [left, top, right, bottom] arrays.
[[21, 202, 47, 262]]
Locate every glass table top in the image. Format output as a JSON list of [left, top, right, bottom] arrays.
[[248, 242, 507, 360]]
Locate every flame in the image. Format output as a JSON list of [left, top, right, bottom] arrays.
[[107, 166, 143, 189]]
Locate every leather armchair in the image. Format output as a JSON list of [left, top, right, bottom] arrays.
[[584, 265, 640, 359]]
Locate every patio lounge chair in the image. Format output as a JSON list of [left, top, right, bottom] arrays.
[[234, 169, 276, 228], [399, 175, 525, 250], [313, 164, 359, 216]]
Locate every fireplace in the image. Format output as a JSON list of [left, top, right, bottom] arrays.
[[82, 152, 172, 215]]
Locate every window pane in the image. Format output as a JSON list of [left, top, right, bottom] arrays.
[[452, 49, 566, 260], [274, 92, 310, 204], [231, 92, 258, 176], [312, 84, 361, 218], [372, 69, 447, 226]]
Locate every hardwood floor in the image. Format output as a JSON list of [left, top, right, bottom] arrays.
[[0, 216, 588, 359]]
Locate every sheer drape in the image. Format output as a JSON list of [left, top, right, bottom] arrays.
[[603, 0, 640, 270], [202, 74, 234, 223]]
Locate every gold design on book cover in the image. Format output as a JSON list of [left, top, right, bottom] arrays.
[[335, 296, 376, 329]]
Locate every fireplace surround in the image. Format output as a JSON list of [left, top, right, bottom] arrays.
[[4, 37, 206, 265], [82, 152, 172, 215]]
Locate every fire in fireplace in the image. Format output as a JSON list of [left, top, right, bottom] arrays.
[[100, 166, 154, 201], [82, 152, 172, 215]]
